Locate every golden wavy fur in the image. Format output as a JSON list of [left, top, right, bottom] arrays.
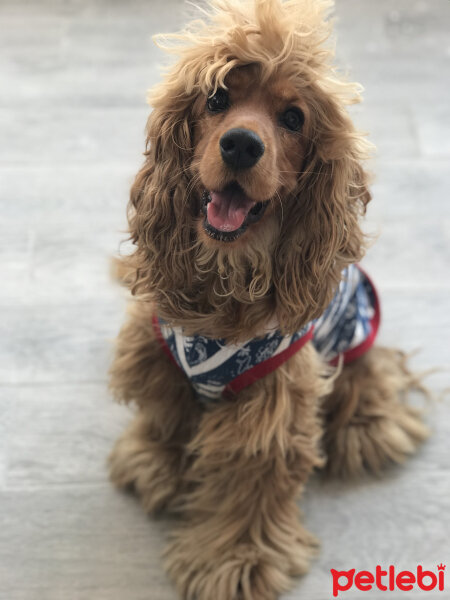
[[125, 0, 371, 341], [109, 1, 429, 598]]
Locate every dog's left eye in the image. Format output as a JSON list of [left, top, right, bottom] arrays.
[[206, 88, 230, 113], [280, 108, 305, 131]]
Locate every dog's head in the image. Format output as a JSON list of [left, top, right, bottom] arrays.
[[194, 64, 309, 244], [128, 0, 372, 338]]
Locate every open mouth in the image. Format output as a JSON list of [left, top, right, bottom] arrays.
[[201, 182, 268, 242]]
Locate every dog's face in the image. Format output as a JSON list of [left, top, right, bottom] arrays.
[[128, 0, 372, 335], [191, 65, 310, 245]]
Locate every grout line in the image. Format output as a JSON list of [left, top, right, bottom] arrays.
[[0, 482, 115, 493], [0, 380, 109, 388]]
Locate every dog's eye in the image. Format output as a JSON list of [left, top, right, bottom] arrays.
[[206, 88, 229, 113], [280, 108, 305, 131]]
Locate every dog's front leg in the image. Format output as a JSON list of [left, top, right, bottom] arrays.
[[108, 302, 201, 513], [165, 344, 328, 600]]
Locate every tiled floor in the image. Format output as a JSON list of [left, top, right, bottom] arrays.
[[0, 1, 449, 598]]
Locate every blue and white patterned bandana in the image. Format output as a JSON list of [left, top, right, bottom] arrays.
[[153, 264, 379, 403]]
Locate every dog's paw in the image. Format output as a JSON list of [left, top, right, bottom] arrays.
[[326, 403, 429, 477], [108, 424, 183, 513], [324, 346, 430, 478], [165, 542, 285, 600], [164, 527, 317, 600]]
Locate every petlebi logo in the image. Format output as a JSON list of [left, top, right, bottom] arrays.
[[331, 564, 446, 597]]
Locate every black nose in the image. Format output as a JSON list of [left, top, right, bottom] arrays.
[[219, 128, 265, 170]]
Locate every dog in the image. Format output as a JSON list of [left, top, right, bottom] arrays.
[[108, 1, 429, 598]]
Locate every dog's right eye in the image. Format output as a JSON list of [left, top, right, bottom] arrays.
[[280, 107, 305, 132], [206, 88, 230, 113]]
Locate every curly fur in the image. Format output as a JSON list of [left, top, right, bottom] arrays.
[[109, 1, 429, 598], [124, 0, 371, 341]]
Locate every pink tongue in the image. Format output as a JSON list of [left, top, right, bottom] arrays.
[[207, 189, 256, 232]]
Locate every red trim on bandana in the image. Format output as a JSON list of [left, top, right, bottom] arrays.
[[152, 314, 180, 369], [329, 265, 381, 366]]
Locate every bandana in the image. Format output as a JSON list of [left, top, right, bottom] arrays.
[[153, 264, 380, 402]]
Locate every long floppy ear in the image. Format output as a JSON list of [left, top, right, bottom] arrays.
[[125, 94, 197, 297], [273, 94, 372, 333]]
